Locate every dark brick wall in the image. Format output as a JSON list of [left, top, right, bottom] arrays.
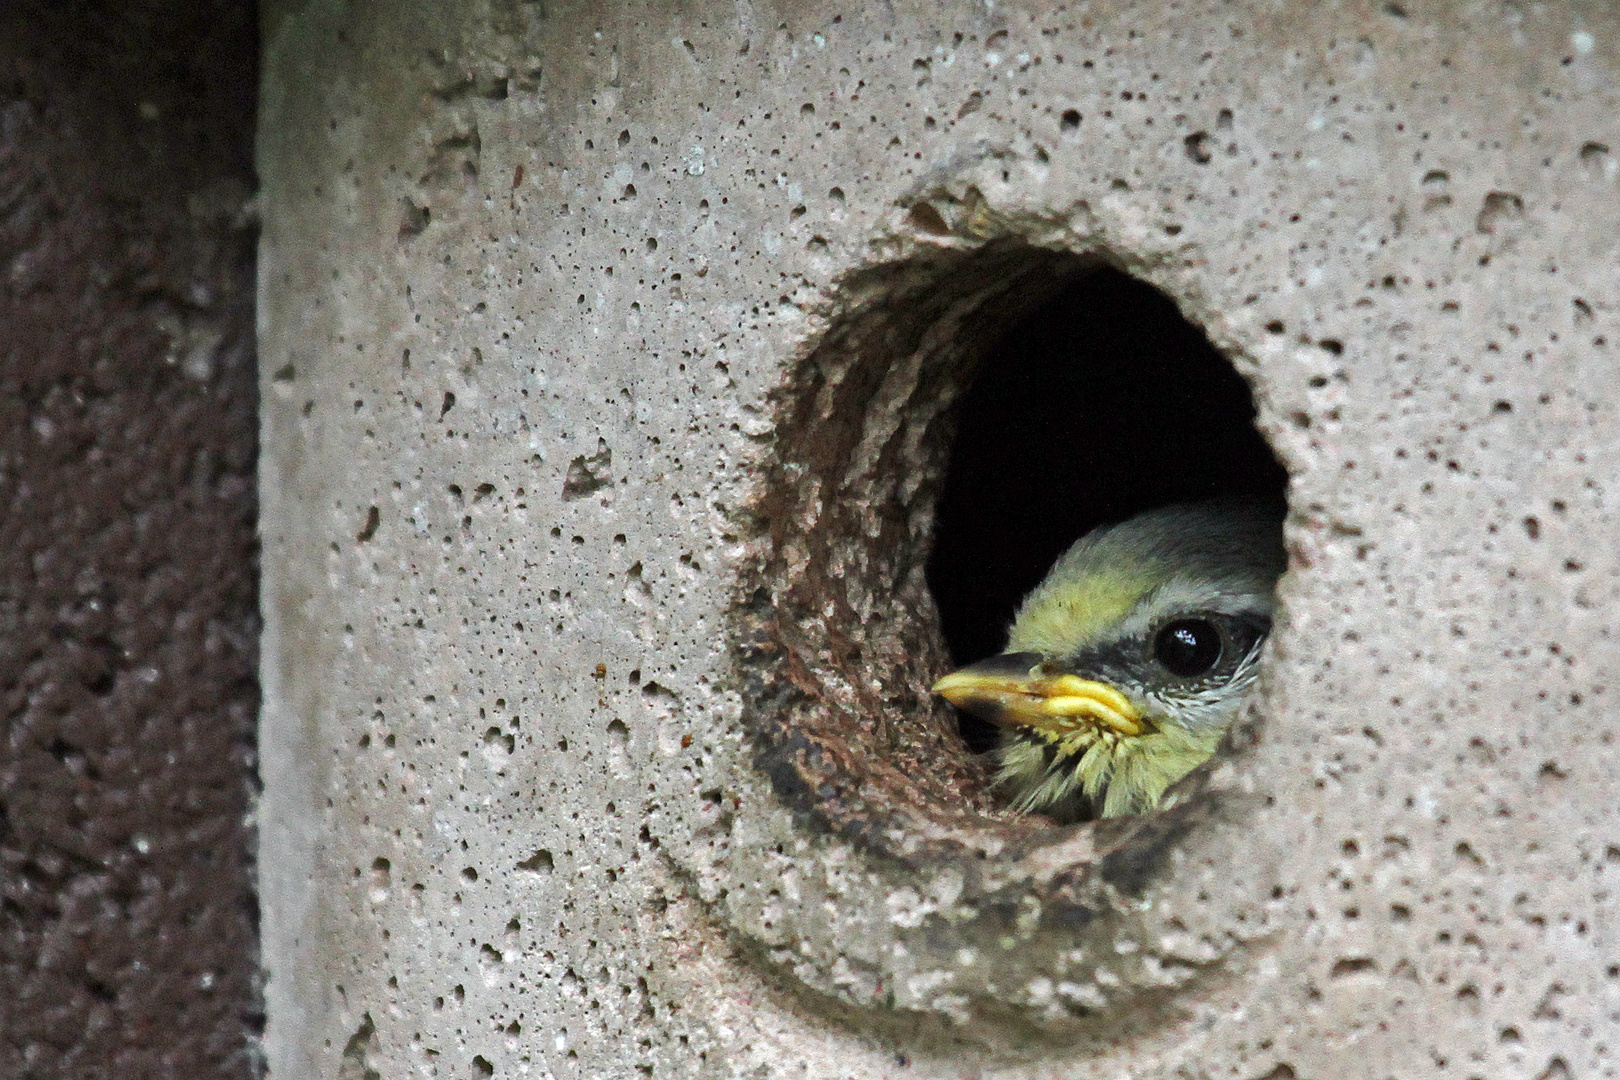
[[0, 3, 260, 1077]]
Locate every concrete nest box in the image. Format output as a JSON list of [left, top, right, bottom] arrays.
[[258, 3, 1620, 1077]]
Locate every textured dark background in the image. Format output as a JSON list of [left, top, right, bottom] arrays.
[[0, 3, 260, 1077]]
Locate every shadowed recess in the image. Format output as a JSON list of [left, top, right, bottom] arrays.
[[927, 268, 1286, 752]]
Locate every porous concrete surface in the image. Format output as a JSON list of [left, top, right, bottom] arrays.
[[1, 3, 261, 1077], [259, 2, 1620, 1077]]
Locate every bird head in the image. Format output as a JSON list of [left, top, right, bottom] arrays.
[[932, 500, 1285, 819]]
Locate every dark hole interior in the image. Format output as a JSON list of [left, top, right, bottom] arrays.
[[927, 266, 1287, 753]]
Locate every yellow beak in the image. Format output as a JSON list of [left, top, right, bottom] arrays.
[[931, 652, 1147, 739]]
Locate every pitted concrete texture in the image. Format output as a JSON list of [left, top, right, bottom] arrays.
[[0, 3, 260, 1077], [259, 2, 1619, 1077]]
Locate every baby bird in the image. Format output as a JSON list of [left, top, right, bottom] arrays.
[[932, 501, 1285, 820]]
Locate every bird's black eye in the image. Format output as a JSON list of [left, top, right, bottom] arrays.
[[1153, 618, 1223, 677]]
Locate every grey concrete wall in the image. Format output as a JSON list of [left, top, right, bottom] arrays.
[[0, 3, 260, 1077], [259, 2, 1620, 1077]]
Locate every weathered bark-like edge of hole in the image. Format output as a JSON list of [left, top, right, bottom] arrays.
[[737, 241, 1091, 850]]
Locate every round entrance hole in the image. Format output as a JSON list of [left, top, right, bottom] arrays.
[[736, 244, 1285, 843]]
